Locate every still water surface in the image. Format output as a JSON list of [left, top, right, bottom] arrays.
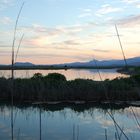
[[0, 69, 132, 140], [0, 104, 140, 140], [0, 69, 127, 80]]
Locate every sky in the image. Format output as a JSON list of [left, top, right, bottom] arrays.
[[0, 0, 140, 64]]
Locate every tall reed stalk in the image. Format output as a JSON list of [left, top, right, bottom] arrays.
[[11, 2, 24, 140], [105, 129, 107, 140], [73, 124, 75, 140], [92, 54, 129, 140], [115, 24, 140, 134], [15, 34, 24, 62], [115, 25, 127, 69], [39, 105, 42, 140], [77, 125, 79, 140]]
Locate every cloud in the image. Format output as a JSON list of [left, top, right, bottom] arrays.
[[96, 4, 123, 17], [32, 24, 63, 35], [0, 16, 13, 25], [15, 52, 93, 61], [0, 0, 15, 10], [63, 40, 81, 46], [83, 8, 92, 12], [116, 14, 140, 27], [125, 107, 140, 119], [93, 49, 110, 53], [21, 24, 63, 36], [137, 4, 140, 8], [24, 37, 80, 47], [78, 13, 92, 18], [0, 45, 11, 48], [121, 0, 139, 4], [95, 116, 114, 128], [121, 0, 140, 8], [0, 52, 11, 56], [78, 8, 92, 18], [56, 23, 96, 35], [21, 23, 95, 37]]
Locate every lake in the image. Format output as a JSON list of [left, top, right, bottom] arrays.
[[0, 69, 133, 140], [0, 103, 140, 140], [0, 69, 128, 80]]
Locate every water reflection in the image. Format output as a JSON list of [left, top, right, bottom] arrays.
[[0, 69, 128, 80], [0, 103, 140, 140]]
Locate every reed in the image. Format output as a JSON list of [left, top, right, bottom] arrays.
[[92, 53, 129, 139], [11, 2, 25, 140], [115, 24, 140, 137], [105, 129, 107, 140], [15, 34, 24, 62], [39, 105, 42, 140], [115, 25, 128, 69]]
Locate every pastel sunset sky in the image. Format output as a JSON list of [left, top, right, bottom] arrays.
[[0, 0, 140, 64]]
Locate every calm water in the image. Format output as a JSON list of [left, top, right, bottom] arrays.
[[0, 69, 128, 80], [0, 104, 140, 140], [0, 69, 132, 140]]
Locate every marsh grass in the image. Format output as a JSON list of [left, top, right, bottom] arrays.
[[0, 73, 139, 102]]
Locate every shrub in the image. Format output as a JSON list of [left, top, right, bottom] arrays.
[[45, 73, 66, 81], [32, 73, 43, 79]]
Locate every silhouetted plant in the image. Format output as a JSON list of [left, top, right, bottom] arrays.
[[0, 73, 140, 102], [45, 73, 66, 82], [32, 73, 43, 79]]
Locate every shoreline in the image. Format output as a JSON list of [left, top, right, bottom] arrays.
[[31, 100, 140, 107], [1, 99, 140, 108], [1, 97, 140, 106], [0, 65, 133, 70]]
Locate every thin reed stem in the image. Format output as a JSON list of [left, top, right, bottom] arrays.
[[77, 125, 79, 140], [107, 111, 129, 140], [15, 34, 24, 62], [105, 129, 107, 140], [39, 105, 42, 140], [115, 24, 140, 134], [11, 2, 25, 140], [131, 107, 140, 131], [92, 54, 129, 140], [73, 124, 75, 140], [115, 24, 127, 69]]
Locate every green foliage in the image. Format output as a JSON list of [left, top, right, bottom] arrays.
[[0, 73, 140, 102], [32, 73, 43, 79], [45, 73, 66, 81]]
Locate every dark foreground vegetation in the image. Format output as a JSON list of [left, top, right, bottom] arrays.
[[117, 66, 140, 75], [0, 73, 140, 102]]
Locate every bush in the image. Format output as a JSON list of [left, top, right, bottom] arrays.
[[32, 73, 43, 79], [45, 73, 66, 81]]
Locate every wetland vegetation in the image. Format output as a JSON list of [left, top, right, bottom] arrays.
[[0, 72, 140, 103]]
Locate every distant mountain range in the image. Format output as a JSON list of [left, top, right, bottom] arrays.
[[14, 62, 35, 66], [1, 56, 140, 67], [60, 56, 140, 67]]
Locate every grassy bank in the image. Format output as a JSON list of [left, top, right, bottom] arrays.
[[0, 73, 140, 102], [117, 66, 140, 75]]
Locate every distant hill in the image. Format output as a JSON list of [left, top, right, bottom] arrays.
[[57, 57, 140, 67], [1, 57, 140, 67], [14, 62, 35, 66]]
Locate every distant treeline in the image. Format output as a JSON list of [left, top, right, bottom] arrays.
[[0, 73, 140, 102], [117, 67, 140, 75], [0, 65, 138, 70]]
